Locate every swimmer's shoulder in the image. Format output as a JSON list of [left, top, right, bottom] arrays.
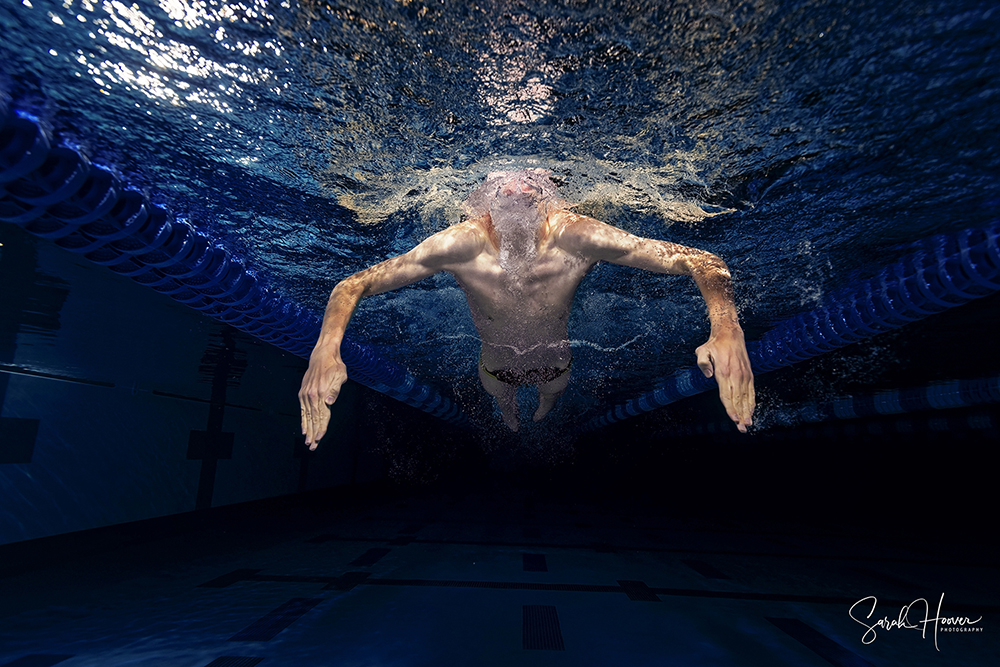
[[417, 218, 490, 266], [549, 209, 612, 253]]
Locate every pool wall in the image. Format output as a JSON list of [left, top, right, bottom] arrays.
[[0, 223, 389, 547]]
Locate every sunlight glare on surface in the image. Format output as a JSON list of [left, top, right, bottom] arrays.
[[33, 0, 282, 111], [472, 5, 556, 126]]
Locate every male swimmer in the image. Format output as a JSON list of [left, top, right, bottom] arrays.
[[299, 169, 755, 448]]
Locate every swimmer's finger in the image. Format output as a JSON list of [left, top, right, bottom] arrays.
[[717, 379, 742, 431], [739, 363, 755, 423], [310, 399, 329, 445], [306, 382, 343, 447], [718, 371, 752, 433], [303, 405, 315, 448], [314, 408, 331, 444], [323, 381, 340, 406], [744, 377, 756, 428], [695, 345, 714, 378], [314, 403, 339, 449], [300, 388, 322, 448], [297, 387, 312, 439], [734, 376, 754, 433], [735, 398, 748, 431]]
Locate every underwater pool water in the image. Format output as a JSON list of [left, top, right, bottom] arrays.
[[2, 0, 999, 431], [2, 3, 999, 666]]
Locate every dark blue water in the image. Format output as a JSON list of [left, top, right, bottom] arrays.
[[3, 0, 999, 435]]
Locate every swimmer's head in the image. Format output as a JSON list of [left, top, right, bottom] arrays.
[[462, 169, 562, 275], [461, 168, 562, 219]]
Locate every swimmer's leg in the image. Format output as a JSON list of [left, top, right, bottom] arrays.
[[534, 368, 571, 422], [479, 362, 520, 432]]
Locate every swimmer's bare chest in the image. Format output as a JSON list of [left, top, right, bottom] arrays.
[[448, 245, 594, 365]]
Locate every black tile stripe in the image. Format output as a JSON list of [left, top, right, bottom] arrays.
[[367, 578, 622, 593], [350, 548, 391, 566], [301, 534, 996, 568], [617, 580, 661, 602], [229, 598, 323, 641], [766, 617, 876, 667], [202, 658, 264, 667], [322, 572, 371, 591], [522, 553, 548, 572], [523, 605, 565, 650], [681, 559, 732, 580], [189, 328, 240, 511], [152, 390, 262, 411], [244, 574, 340, 585], [198, 569, 262, 588], [195, 570, 1000, 613], [187, 431, 235, 460], [386, 536, 413, 546], [1, 657, 74, 667], [649, 587, 936, 608]]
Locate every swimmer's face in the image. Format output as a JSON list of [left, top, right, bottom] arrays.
[[498, 175, 541, 200], [491, 175, 547, 226], [490, 177, 544, 227], [462, 168, 560, 221], [466, 170, 557, 274]]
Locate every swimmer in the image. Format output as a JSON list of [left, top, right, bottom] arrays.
[[299, 169, 754, 448]]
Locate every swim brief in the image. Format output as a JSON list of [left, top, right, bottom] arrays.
[[481, 357, 572, 386]]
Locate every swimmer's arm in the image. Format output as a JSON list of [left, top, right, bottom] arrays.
[[314, 225, 482, 350], [299, 224, 482, 449], [560, 215, 755, 432], [558, 215, 735, 320]]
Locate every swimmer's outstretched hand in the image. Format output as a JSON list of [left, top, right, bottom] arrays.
[[696, 327, 755, 433], [298, 343, 348, 450]]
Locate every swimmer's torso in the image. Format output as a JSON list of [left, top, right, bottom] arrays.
[[445, 210, 593, 372]]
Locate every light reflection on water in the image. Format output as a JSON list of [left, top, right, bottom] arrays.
[[473, 8, 557, 125], [63, 0, 277, 112]]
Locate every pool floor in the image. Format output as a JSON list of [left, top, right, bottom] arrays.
[[1, 486, 995, 666]]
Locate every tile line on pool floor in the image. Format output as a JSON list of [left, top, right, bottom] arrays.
[[305, 533, 996, 568], [196, 569, 1000, 613]]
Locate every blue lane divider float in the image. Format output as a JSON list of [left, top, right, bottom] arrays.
[[585, 221, 1000, 431], [816, 375, 1000, 420], [0, 103, 466, 426], [656, 374, 1000, 438]]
